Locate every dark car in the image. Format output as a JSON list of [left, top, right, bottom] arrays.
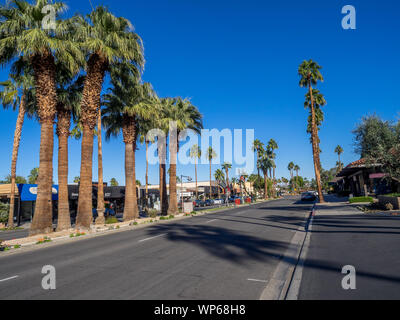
[[204, 199, 214, 206], [301, 192, 317, 201]]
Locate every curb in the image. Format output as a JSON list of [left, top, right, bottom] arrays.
[[260, 203, 316, 300]]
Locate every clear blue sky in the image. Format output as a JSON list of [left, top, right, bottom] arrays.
[[0, 0, 399, 185]]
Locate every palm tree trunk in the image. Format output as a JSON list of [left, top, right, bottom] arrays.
[[30, 120, 54, 235], [209, 161, 212, 199], [309, 84, 325, 203], [30, 52, 57, 236], [158, 139, 168, 215], [123, 142, 135, 221], [168, 139, 178, 214], [145, 140, 149, 208], [264, 171, 268, 200], [96, 109, 105, 225], [76, 125, 95, 229], [56, 104, 71, 232], [8, 96, 26, 228], [195, 158, 198, 199], [76, 53, 107, 230], [132, 136, 139, 219]]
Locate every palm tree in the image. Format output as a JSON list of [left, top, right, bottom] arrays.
[[294, 164, 300, 190], [139, 119, 156, 209], [55, 67, 83, 231], [221, 162, 232, 196], [214, 169, 225, 199], [287, 162, 295, 181], [305, 89, 326, 171], [0, 0, 83, 235], [335, 145, 344, 171], [267, 139, 278, 180], [299, 59, 325, 203], [103, 62, 156, 222], [260, 152, 274, 199], [28, 168, 39, 184], [162, 98, 202, 215], [206, 147, 217, 199], [0, 71, 34, 227], [75, 6, 144, 229], [190, 144, 202, 199], [253, 139, 264, 178]]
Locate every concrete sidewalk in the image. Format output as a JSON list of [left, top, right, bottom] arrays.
[[296, 201, 400, 300]]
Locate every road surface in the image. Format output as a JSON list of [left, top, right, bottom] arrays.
[[0, 197, 312, 300]]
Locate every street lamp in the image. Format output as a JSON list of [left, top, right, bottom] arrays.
[[180, 175, 192, 212]]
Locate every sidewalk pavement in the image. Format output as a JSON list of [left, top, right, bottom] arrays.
[[296, 198, 400, 300]]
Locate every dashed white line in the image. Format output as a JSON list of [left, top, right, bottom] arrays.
[[138, 234, 167, 243], [248, 278, 268, 283], [205, 219, 217, 223], [0, 275, 19, 283]]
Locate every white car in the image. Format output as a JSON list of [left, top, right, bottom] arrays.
[[213, 199, 224, 205]]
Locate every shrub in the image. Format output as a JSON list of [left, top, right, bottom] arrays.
[[384, 193, 400, 198], [0, 203, 9, 224], [168, 215, 175, 220], [148, 209, 158, 218], [36, 236, 52, 245], [349, 197, 374, 204], [105, 217, 118, 225], [14, 244, 21, 249]]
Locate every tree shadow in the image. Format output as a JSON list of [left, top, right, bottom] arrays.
[[144, 223, 292, 266]]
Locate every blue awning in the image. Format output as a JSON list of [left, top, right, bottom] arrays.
[[17, 184, 59, 202]]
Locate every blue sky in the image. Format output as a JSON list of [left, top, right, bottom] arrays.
[[0, 0, 399, 185]]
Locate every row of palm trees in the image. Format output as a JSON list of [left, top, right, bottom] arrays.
[[0, 1, 204, 234], [252, 138, 279, 199]]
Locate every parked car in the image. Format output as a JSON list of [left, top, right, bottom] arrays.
[[193, 200, 201, 207], [301, 192, 317, 201], [204, 199, 214, 206], [213, 199, 224, 205]]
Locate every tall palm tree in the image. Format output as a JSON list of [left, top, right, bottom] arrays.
[[299, 59, 325, 203], [0, 70, 34, 228], [221, 162, 232, 196], [335, 145, 344, 171], [253, 139, 264, 178], [103, 62, 156, 222], [162, 98, 202, 215], [0, 0, 83, 235], [305, 89, 326, 171], [139, 119, 156, 209], [267, 139, 278, 179], [190, 144, 202, 199], [214, 169, 225, 199], [260, 152, 274, 199], [206, 147, 217, 199], [294, 164, 300, 190], [95, 107, 105, 224], [75, 6, 144, 229], [287, 162, 295, 181], [55, 67, 83, 231]]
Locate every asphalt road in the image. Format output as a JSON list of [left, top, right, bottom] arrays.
[[0, 229, 29, 241], [298, 204, 400, 300], [0, 197, 312, 300]]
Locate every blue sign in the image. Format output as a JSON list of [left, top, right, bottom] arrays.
[[18, 184, 59, 202]]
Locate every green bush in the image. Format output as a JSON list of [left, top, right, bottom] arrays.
[[349, 196, 374, 204], [384, 193, 400, 198], [0, 203, 9, 224], [105, 217, 119, 225], [147, 209, 158, 218]]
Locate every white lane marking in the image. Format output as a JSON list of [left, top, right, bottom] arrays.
[[205, 219, 217, 223], [0, 275, 19, 283], [138, 234, 166, 243], [248, 278, 268, 283]]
